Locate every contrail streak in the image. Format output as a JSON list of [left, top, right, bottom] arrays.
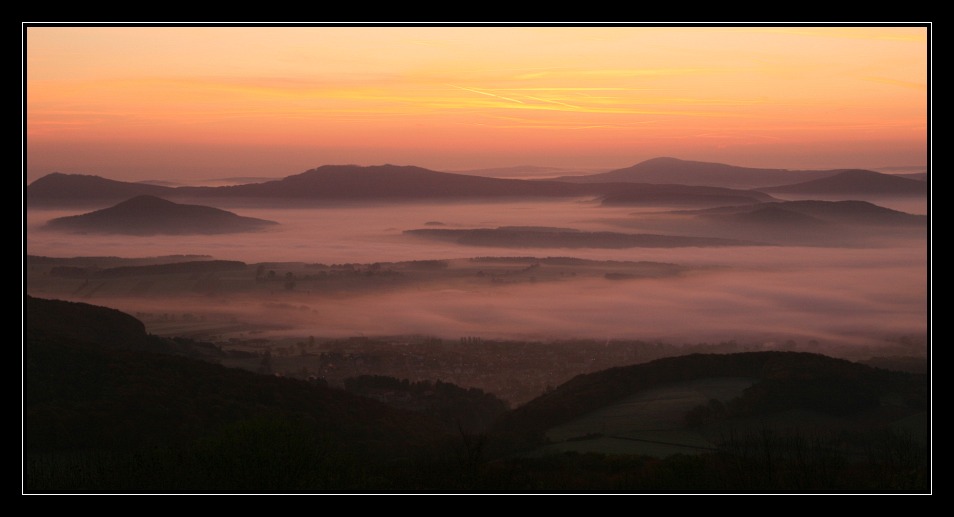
[[447, 84, 525, 104]]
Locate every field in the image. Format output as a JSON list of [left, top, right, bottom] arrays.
[[537, 377, 754, 457]]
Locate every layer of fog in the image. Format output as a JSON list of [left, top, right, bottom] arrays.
[[25, 198, 927, 264], [65, 247, 925, 354], [25, 200, 928, 351], [26, 200, 727, 264]]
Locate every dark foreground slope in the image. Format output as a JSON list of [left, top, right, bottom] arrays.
[[24, 297, 929, 493], [492, 352, 926, 440], [24, 296, 453, 492], [26, 295, 158, 352], [484, 352, 927, 492], [45, 195, 277, 235]]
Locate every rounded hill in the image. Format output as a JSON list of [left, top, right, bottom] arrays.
[[45, 195, 278, 235]]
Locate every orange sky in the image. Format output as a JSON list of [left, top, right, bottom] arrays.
[[25, 25, 929, 182]]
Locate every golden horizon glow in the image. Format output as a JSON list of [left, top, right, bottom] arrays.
[[26, 25, 928, 181]]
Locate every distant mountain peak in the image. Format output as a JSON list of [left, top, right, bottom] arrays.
[[112, 194, 178, 208], [637, 156, 694, 165], [27, 172, 176, 205], [763, 169, 927, 196], [46, 196, 277, 235], [554, 157, 833, 189]]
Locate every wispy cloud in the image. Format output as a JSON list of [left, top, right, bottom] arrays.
[[733, 26, 927, 43], [860, 76, 927, 90], [447, 84, 525, 105]]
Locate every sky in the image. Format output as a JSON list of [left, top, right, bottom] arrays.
[[24, 24, 929, 183]]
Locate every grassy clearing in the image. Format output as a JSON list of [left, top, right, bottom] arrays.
[[546, 377, 754, 440], [537, 377, 753, 457]]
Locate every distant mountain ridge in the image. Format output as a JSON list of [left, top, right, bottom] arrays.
[[762, 169, 928, 197], [685, 200, 927, 226], [28, 159, 927, 206], [27, 172, 175, 205], [45, 195, 278, 235], [184, 164, 589, 199], [406, 227, 761, 248], [555, 157, 840, 188], [452, 165, 608, 179], [600, 183, 774, 206], [27, 163, 775, 207]]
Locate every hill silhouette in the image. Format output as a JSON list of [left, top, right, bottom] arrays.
[[45, 195, 278, 235], [26, 295, 162, 353], [343, 375, 509, 434], [177, 164, 592, 200], [29, 165, 776, 206], [184, 164, 775, 204], [405, 227, 761, 248], [24, 297, 928, 492], [25, 295, 225, 358], [686, 200, 926, 227], [491, 352, 925, 442], [762, 169, 928, 197], [556, 157, 837, 188], [25, 296, 453, 491], [599, 182, 775, 206], [26, 172, 175, 206], [771, 200, 925, 224], [716, 205, 829, 227]]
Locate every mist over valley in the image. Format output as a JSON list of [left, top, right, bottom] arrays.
[[27, 158, 928, 354], [24, 157, 929, 493], [23, 25, 931, 493]]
